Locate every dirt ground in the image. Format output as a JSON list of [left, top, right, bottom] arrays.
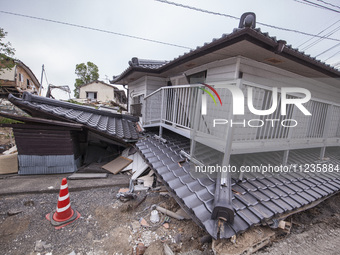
[[0, 187, 213, 255], [254, 192, 340, 255], [1, 122, 340, 255], [1, 185, 340, 255]]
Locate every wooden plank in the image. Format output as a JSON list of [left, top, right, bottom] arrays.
[[101, 156, 133, 174], [77, 162, 109, 173], [68, 173, 108, 180]]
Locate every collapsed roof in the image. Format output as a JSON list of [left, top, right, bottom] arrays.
[[137, 130, 340, 239], [8, 92, 139, 144]]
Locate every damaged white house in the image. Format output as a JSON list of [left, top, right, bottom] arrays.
[[111, 13, 340, 239]]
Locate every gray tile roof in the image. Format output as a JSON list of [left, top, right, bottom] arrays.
[[112, 27, 340, 84], [8, 92, 139, 142], [136, 130, 340, 239], [128, 57, 168, 69]]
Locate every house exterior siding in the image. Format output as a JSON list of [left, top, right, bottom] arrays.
[[111, 18, 340, 240], [128, 76, 166, 119], [15, 65, 37, 92], [0, 61, 40, 98], [79, 81, 115, 102]]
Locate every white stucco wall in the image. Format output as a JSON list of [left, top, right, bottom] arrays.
[[79, 82, 115, 102]]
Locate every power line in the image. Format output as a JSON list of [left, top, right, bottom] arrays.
[[0, 10, 192, 50], [297, 20, 340, 48], [324, 50, 340, 61], [293, 0, 330, 10], [302, 0, 340, 12], [155, 0, 340, 42], [156, 0, 240, 20], [301, 24, 340, 51], [316, 0, 340, 9], [315, 42, 340, 57]]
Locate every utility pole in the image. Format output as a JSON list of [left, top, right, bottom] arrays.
[[39, 64, 44, 96]]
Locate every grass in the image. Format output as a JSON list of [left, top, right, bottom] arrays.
[[66, 99, 83, 105], [0, 117, 22, 124]]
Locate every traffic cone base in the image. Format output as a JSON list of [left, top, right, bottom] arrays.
[[46, 178, 81, 229], [46, 209, 81, 229]]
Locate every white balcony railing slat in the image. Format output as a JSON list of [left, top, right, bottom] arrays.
[[143, 81, 340, 153]]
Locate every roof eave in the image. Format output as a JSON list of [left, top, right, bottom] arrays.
[[16, 60, 41, 88], [111, 66, 161, 85], [112, 27, 340, 83]]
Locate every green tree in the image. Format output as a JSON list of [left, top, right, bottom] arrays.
[[74, 61, 99, 98], [0, 28, 15, 73]]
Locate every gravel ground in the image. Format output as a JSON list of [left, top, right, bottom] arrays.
[[1, 184, 340, 255], [255, 192, 340, 255], [0, 186, 213, 255]]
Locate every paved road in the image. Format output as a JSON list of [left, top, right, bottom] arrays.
[[0, 173, 130, 196]]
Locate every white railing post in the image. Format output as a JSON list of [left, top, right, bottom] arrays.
[[220, 78, 242, 185], [190, 86, 202, 157], [172, 89, 178, 126], [144, 95, 148, 126], [323, 105, 333, 140], [159, 88, 164, 137], [160, 88, 164, 124]]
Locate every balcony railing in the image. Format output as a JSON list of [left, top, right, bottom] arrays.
[[144, 80, 340, 154]]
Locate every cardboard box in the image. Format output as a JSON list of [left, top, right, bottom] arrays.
[[0, 152, 18, 174]]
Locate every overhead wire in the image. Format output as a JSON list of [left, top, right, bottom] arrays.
[[300, 0, 340, 13], [316, 0, 340, 9], [315, 42, 340, 57], [154, 0, 340, 42], [0, 10, 192, 50], [293, 0, 331, 10], [297, 19, 340, 48], [2, 4, 340, 68], [301, 24, 340, 51], [324, 50, 340, 61]]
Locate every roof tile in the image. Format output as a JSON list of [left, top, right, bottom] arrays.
[[9, 93, 139, 141], [136, 130, 340, 239]]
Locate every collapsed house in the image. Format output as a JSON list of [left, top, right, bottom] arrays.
[[110, 13, 340, 239], [1, 12, 339, 241], [0, 59, 40, 98], [3, 92, 139, 174], [78, 80, 127, 108]]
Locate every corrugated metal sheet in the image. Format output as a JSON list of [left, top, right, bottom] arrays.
[[136, 130, 340, 239], [18, 155, 77, 175], [13, 128, 74, 155]]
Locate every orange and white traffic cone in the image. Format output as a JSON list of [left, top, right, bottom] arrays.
[[46, 178, 81, 229]]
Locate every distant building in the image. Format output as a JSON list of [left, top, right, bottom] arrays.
[[0, 59, 40, 98], [79, 80, 127, 105]]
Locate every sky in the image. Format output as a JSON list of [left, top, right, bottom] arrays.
[[0, 0, 340, 99]]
